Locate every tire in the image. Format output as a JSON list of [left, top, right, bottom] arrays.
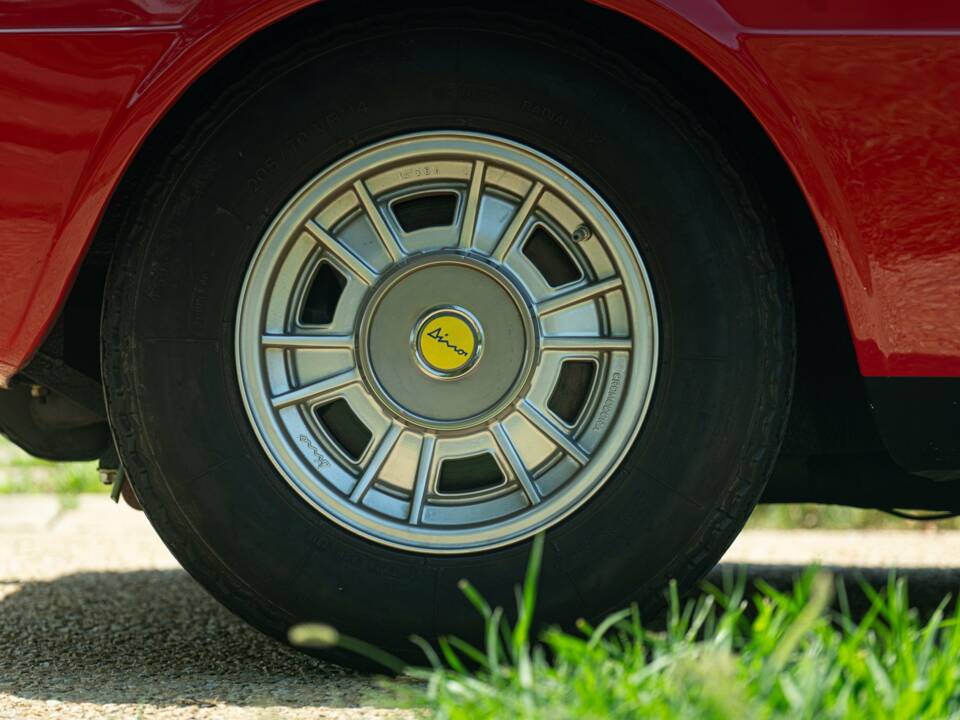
[[101, 7, 794, 667]]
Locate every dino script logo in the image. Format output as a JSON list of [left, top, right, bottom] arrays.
[[415, 309, 481, 376], [426, 326, 469, 357]]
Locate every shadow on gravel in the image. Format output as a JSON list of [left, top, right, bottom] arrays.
[[2, 564, 960, 707], [0, 569, 380, 709]]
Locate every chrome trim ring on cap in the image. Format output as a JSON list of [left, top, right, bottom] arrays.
[[412, 306, 483, 379]]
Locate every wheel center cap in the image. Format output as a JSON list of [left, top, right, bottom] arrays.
[[358, 252, 536, 429], [414, 307, 483, 378]]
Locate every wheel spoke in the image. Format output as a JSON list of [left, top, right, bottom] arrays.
[[271, 368, 359, 409], [261, 334, 354, 350], [519, 399, 589, 465], [305, 219, 377, 286], [492, 423, 541, 505], [458, 160, 486, 249], [541, 336, 632, 352], [408, 434, 436, 525], [490, 181, 544, 262], [350, 423, 402, 502], [353, 180, 404, 262], [537, 277, 623, 316]]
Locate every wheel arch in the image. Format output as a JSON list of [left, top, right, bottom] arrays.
[[55, 0, 863, 478], [68, 0, 850, 342]]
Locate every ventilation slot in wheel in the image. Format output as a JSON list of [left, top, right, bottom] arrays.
[[314, 399, 371, 461], [522, 226, 582, 287], [391, 193, 458, 233], [548, 360, 596, 425], [437, 454, 504, 494], [300, 262, 346, 325]]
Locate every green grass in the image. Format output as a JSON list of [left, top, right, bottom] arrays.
[[0, 436, 103, 496], [293, 536, 960, 719]]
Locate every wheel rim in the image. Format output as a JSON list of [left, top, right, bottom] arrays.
[[236, 131, 658, 553]]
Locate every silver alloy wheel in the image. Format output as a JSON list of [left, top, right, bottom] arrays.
[[236, 131, 657, 553]]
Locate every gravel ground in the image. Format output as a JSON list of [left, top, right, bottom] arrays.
[[3, 496, 960, 719]]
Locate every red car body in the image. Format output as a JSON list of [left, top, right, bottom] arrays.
[[2, 0, 960, 385], [3, 1, 960, 647]]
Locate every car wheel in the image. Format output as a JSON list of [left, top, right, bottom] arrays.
[[101, 9, 794, 666]]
